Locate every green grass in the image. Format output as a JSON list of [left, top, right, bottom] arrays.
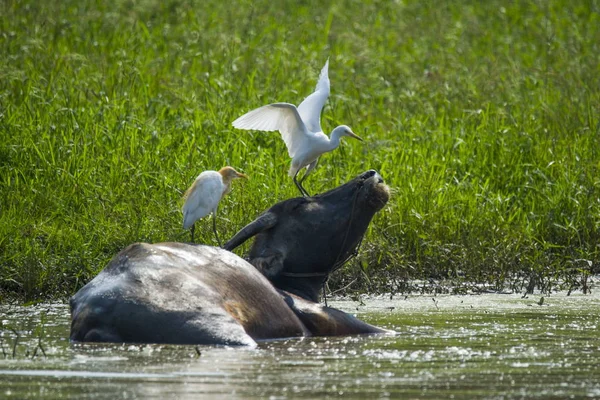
[[1, 0, 599, 301]]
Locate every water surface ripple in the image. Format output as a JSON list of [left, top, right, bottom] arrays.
[[1, 292, 598, 399]]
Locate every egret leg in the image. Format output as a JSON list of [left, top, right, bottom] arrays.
[[212, 213, 222, 247], [190, 224, 195, 243], [293, 170, 310, 197], [299, 160, 318, 185], [296, 160, 318, 197]]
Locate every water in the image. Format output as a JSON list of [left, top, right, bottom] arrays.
[[1, 292, 599, 399]]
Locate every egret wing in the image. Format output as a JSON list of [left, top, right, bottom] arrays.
[[297, 59, 330, 134], [182, 172, 223, 229], [232, 103, 310, 158]]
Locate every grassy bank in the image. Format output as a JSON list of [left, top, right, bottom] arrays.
[[1, 0, 599, 301]]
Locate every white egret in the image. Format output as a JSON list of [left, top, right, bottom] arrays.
[[182, 166, 248, 246], [232, 59, 363, 197]]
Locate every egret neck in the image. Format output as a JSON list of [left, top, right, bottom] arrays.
[[327, 125, 363, 152]]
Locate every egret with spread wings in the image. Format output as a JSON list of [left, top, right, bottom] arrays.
[[232, 59, 363, 197]]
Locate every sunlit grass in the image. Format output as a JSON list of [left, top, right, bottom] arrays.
[[1, 0, 599, 300]]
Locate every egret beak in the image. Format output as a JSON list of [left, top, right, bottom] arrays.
[[236, 172, 249, 179], [347, 130, 363, 141]]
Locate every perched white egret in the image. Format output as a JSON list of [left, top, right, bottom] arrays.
[[182, 166, 248, 246], [232, 59, 363, 197]]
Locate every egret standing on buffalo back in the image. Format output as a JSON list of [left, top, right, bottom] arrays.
[[182, 166, 248, 246]]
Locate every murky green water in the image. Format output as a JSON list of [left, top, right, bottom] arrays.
[[1, 292, 599, 399]]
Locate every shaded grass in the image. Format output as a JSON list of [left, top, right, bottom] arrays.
[[1, 0, 599, 300]]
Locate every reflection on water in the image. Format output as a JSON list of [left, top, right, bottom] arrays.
[[1, 292, 599, 399]]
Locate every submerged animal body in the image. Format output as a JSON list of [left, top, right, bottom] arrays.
[[232, 60, 363, 197], [70, 243, 307, 346], [69, 242, 389, 346], [182, 166, 247, 245], [70, 171, 391, 346]]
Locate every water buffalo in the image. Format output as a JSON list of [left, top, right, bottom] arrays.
[[70, 170, 391, 346]]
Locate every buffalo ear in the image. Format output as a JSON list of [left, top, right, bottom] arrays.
[[223, 212, 278, 251]]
